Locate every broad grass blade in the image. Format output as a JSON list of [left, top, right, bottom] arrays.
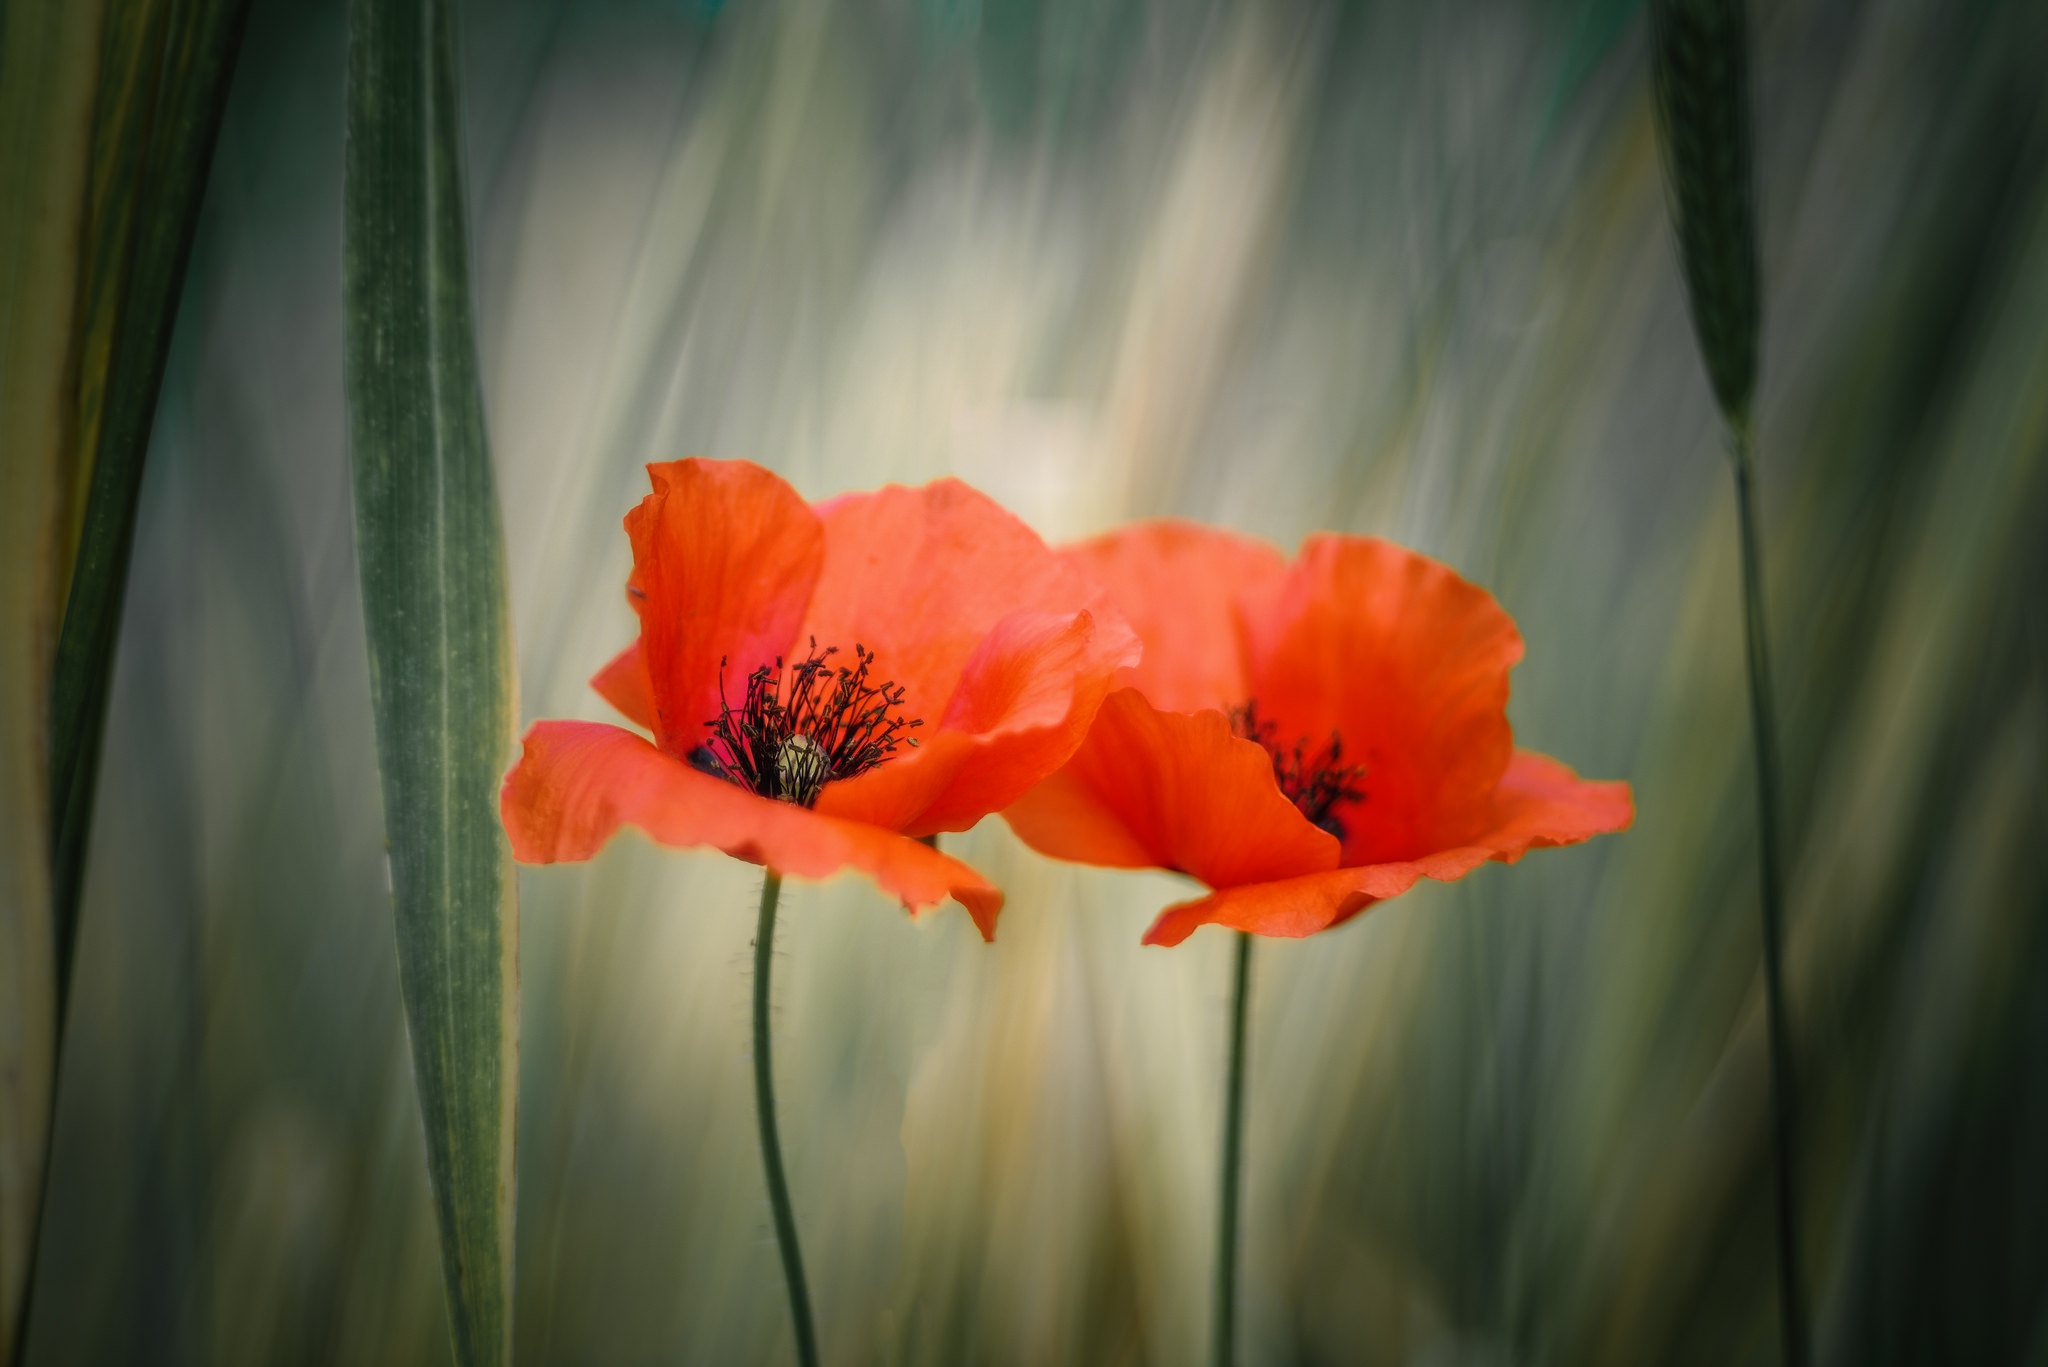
[[343, 1, 519, 1363], [49, 0, 254, 1032], [4, 0, 247, 1357], [0, 9, 108, 1354]]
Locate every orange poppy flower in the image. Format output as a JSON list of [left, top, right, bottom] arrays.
[[1003, 521, 1633, 945], [501, 459, 1140, 940]]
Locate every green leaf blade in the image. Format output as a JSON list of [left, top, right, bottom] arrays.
[[49, 0, 254, 1026], [343, 2, 519, 1364], [7, 0, 248, 1357], [0, 6, 108, 1352]]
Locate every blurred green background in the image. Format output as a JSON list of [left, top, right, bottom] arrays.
[[24, 0, 2048, 1361]]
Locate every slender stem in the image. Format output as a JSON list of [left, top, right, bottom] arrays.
[[1213, 930, 1254, 1367], [752, 871, 819, 1367], [1731, 418, 1810, 1367]]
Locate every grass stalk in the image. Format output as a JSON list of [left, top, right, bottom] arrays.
[[1732, 417, 1810, 1367], [1649, 2, 1807, 1358]]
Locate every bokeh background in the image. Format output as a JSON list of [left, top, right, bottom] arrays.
[[24, 0, 2048, 1361]]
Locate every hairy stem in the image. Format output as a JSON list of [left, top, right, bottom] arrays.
[[752, 872, 818, 1367], [1214, 929, 1253, 1367], [1732, 417, 1809, 1367]]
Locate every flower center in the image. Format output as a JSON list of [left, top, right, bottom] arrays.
[[694, 641, 922, 807], [1230, 701, 1367, 843]]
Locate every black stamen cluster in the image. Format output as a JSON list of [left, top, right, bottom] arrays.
[[1230, 701, 1367, 843], [696, 640, 922, 807]]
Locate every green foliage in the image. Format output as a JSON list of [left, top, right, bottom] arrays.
[[343, 0, 518, 1362], [19, 1, 2048, 1362], [1651, 2, 1804, 1361], [0, 7, 105, 1352], [1651, 0, 1759, 423], [50, 0, 255, 1022], [4, 0, 248, 1358]]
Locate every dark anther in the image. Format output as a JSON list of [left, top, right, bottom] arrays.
[[699, 638, 922, 807], [1230, 700, 1367, 843]]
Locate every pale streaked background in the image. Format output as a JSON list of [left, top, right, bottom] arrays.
[[28, 0, 2048, 1362]]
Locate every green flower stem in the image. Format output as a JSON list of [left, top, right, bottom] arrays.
[[1213, 929, 1253, 1367], [752, 871, 819, 1367], [1732, 417, 1809, 1367]]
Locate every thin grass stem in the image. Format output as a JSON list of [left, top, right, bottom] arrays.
[[752, 871, 819, 1367], [1213, 929, 1254, 1367], [1732, 416, 1809, 1367]]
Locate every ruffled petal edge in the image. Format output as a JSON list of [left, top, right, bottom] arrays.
[[1142, 749, 1631, 945], [502, 719, 1004, 938]]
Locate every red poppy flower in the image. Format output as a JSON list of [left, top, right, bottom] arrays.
[[501, 459, 1140, 939], [1002, 521, 1633, 945]]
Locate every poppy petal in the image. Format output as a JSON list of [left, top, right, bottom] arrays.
[[815, 607, 1139, 834], [590, 640, 657, 732], [1002, 688, 1340, 890], [799, 479, 1130, 728], [1141, 748, 1632, 946], [812, 730, 976, 836], [1239, 534, 1525, 866], [1065, 520, 1288, 713], [626, 459, 823, 757], [1487, 748, 1636, 849], [502, 719, 1005, 937]]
